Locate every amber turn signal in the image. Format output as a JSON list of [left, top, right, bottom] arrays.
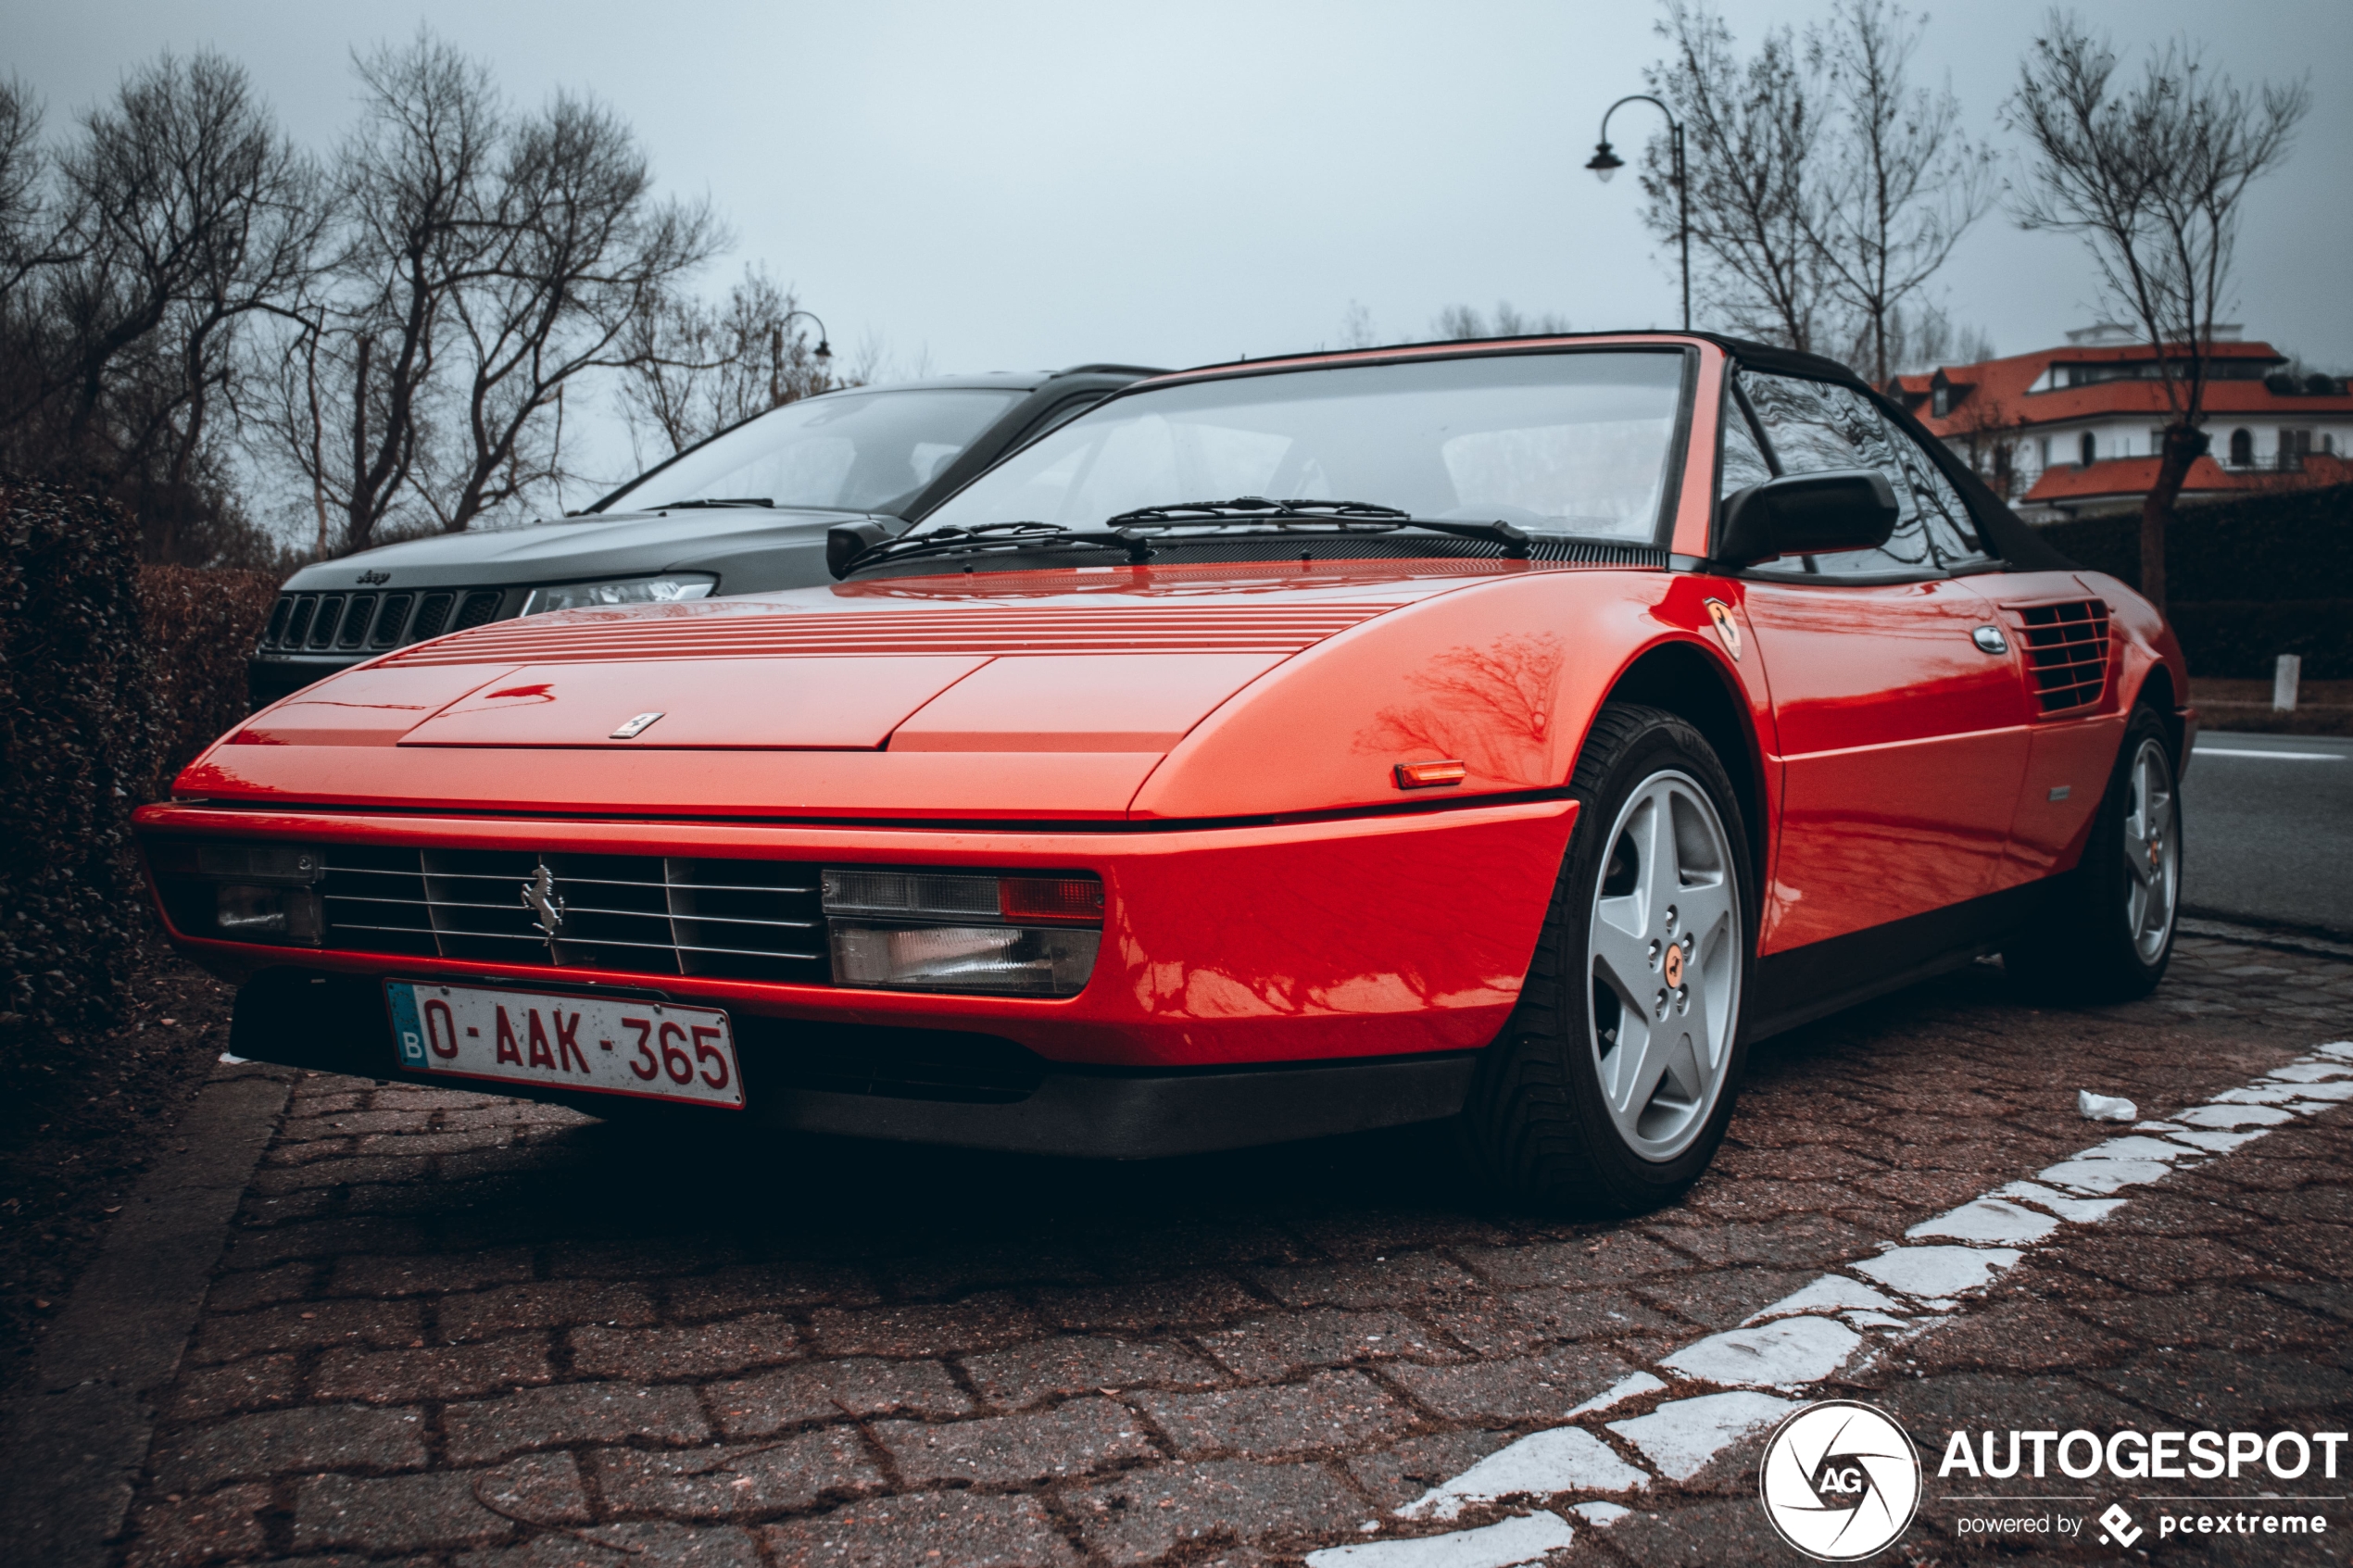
[[1393, 759, 1467, 789]]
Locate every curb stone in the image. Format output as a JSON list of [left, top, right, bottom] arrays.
[[0, 1064, 294, 1568]]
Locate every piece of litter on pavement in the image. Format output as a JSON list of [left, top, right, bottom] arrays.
[[219, 1051, 250, 1064], [2077, 1089, 2136, 1121]]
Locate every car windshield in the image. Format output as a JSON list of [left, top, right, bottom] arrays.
[[909, 351, 1687, 546], [600, 387, 1022, 515]]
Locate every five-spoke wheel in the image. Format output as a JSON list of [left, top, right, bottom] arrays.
[[1586, 771, 1743, 1161], [2121, 734, 2179, 964]]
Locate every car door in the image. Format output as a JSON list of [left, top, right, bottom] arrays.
[[1728, 371, 2032, 956]]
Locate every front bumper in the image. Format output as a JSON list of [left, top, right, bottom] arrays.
[[137, 798, 1575, 1073], [233, 967, 1479, 1158]]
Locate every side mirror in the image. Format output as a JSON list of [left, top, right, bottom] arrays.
[[825, 520, 895, 579], [1716, 469, 1900, 566]]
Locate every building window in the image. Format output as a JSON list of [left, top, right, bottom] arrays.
[[2079, 432, 2096, 466], [2038, 435, 2051, 470], [1931, 385, 1951, 417], [2281, 429, 2313, 470], [2229, 428, 2253, 466]]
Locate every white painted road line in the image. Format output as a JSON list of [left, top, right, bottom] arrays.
[[2193, 746, 2344, 760], [1307, 1038, 2353, 1565], [1307, 1510, 1579, 1567]]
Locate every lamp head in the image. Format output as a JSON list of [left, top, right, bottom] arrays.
[[814, 339, 833, 361], [1585, 142, 1625, 182]]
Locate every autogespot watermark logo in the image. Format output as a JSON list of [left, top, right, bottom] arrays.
[[1759, 1400, 1923, 1561]]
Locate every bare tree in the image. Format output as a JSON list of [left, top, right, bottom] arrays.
[[0, 55, 321, 566], [1801, 0, 1994, 383], [1431, 301, 1570, 340], [0, 78, 63, 308], [426, 89, 719, 528], [617, 265, 840, 461], [1643, 0, 1836, 351], [261, 31, 720, 552], [2008, 16, 2307, 608]]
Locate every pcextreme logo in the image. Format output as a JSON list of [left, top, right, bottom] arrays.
[[1758, 1400, 1923, 1561]]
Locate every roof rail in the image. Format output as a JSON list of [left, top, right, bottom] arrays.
[[1057, 363, 1168, 377]]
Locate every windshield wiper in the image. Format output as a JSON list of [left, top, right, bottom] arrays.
[[1100, 496, 1532, 557], [1104, 496, 1410, 526], [656, 496, 774, 509], [834, 499, 1536, 576]]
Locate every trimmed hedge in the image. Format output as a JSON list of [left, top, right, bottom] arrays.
[[1, 479, 162, 1059], [2039, 483, 2353, 601], [139, 562, 281, 792], [2167, 600, 2353, 681]]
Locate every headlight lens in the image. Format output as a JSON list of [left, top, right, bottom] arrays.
[[145, 839, 326, 946], [519, 573, 716, 616], [822, 868, 1104, 996]]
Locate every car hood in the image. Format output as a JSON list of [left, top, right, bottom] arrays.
[[277, 506, 875, 591], [182, 558, 1640, 821]]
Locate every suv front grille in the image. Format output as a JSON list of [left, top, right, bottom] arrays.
[[258, 587, 513, 657], [320, 847, 825, 983]]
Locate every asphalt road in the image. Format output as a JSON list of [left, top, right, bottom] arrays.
[[2181, 729, 2353, 937]]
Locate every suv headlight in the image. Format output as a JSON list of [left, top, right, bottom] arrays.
[[823, 869, 1104, 997], [145, 840, 325, 946], [519, 573, 716, 616]]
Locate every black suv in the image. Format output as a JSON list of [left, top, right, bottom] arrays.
[[250, 365, 1160, 705]]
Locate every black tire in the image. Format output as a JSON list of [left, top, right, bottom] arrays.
[[2004, 702, 2181, 1003], [1460, 703, 1757, 1215]]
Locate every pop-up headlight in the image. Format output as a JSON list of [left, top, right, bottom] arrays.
[[822, 869, 1103, 997], [145, 840, 325, 946]]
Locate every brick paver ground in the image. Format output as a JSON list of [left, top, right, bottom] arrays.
[[108, 937, 2353, 1566]]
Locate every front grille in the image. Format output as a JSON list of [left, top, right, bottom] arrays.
[[453, 590, 505, 632], [257, 586, 510, 655], [336, 593, 378, 648], [369, 594, 413, 648], [319, 847, 825, 983], [2010, 599, 2111, 714], [305, 594, 346, 649], [411, 591, 456, 642]]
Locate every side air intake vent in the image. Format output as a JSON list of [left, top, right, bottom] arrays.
[[2007, 599, 2111, 715]]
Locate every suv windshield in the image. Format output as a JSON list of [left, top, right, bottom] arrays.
[[601, 387, 1022, 515], [909, 351, 1687, 547]]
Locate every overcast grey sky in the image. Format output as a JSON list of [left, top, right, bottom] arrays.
[[13, 0, 2349, 481]]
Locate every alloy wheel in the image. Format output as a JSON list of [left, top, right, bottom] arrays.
[[2122, 736, 2179, 964], [1585, 769, 1743, 1161]]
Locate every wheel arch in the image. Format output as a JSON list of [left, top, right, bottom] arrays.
[[2129, 660, 2184, 761], [1598, 636, 1771, 893]]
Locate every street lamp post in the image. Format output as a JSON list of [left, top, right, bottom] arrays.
[[768, 310, 835, 403], [1585, 95, 1690, 332]]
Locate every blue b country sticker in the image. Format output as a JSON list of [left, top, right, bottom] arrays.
[[386, 982, 427, 1067]]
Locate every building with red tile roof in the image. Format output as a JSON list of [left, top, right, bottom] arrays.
[[1884, 323, 2353, 521]]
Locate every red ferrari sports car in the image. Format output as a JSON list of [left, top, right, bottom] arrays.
[[136, 333, 2188, 1212]]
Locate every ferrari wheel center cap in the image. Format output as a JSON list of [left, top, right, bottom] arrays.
[[1663, 943, 1685, 988]]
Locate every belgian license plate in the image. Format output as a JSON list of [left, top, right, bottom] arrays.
[[384, 981, 744, 1109]]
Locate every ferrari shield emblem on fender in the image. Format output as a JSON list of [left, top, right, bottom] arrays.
[[1705, 598, 1742, 661]]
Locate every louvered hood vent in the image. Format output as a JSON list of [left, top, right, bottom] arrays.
[[2007, 599, 2112, 714], [381, 603, 1403, 668]]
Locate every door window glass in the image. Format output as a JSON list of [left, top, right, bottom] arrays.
[[1738, 371, 1974, 576], [1718, 395, 1773, 500]]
